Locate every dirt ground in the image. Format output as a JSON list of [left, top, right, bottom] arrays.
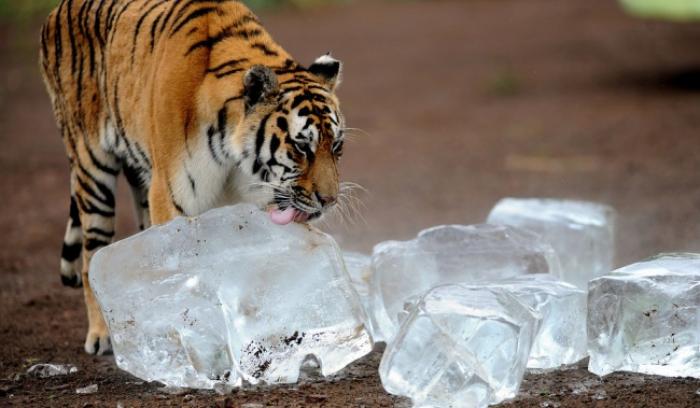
[[2, 0, 700, 406]]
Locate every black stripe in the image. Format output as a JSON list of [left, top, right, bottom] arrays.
[[53, 0, 65, 90], [75, 40, 85, 111], [214, 68, 244, 78], [291, 93, 309, 110], [217, 106, 229, 158], [69, 196, 82, 227], [158, 0, 189, 37], [166, 181, 185, 215], [276, 117, 288, 132], [170, 6, 217, 37], [76, 175, 114, 211], [103, 0, 119, 40], [207, 127, 224, 166], [86, 227, 115, 238], [150, 11, 164, 51], [77, 163, 116, 207], [307, 84, 329, 92], [208, 57, 248, 73], [280, 85, 303, 93], [269, 134, 280, 156], [76, 195, 115, 217], [85, 144, 120, 176], [108, 0, 138, 43], [78, 0, 96, 76], [132, 0, 166, 63], [123, 163, 144, 188], [62, 242, 82, 262], [251, 42, 278, 56], [254, 113, 271, 157], [85, 238, 110, 251], [224, 94, 244, 105], [304, 145, 316, 163], [40, 23, 49, 68], [185, 14, 261, 55], [303, 118, 313, 130], [187, 171, 196, 194], [297, 106, 311, 116], [66, 0, 77, 74], [274, 67, 305, 76], [94, 0, 107, 47], [133, 142, 152, 169], [252, 159, 262, 174]]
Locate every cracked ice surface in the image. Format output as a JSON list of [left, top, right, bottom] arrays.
[[89, 204, 372, 389], [588, 253, 700, 378], [379, 284, 541, 408], [369, 224, 560, 342], [475, 275, 588, 368], [487, 198, 615, 290], [399, 275, 587, 369]]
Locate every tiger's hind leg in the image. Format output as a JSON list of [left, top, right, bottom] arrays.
[[123, 165, 151, 231], [73, 148, 120, 355], [60, 195, 83, 287]]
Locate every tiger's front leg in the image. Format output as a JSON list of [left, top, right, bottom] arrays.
[[148, 171, 186, 225]]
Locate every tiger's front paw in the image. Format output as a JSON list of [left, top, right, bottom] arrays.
[[84, 326, 111, 355]]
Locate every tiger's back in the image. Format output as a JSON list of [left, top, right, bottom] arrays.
[[41, 0, 346, 355]]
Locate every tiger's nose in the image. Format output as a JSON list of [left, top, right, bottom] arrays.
[[315, 192, 337, 207]]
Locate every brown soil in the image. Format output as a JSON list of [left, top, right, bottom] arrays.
[[2, 0, 700, 406]]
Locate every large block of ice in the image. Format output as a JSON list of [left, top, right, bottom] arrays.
[[369, 224, 560, 342], [487, 198, 615, 290], [379, 284, 540, 407], [89, 204, 372, 389], [588, 253, 700, 378], [479, 275, 588, 368]]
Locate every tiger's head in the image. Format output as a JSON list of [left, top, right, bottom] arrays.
[[234, 55, 345, 225]]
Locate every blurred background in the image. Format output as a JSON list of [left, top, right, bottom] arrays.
[[4, 0, 699, 263], [1, 0, 700, 405]]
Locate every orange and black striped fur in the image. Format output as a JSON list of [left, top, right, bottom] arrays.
[[40, 0, 345, 355]]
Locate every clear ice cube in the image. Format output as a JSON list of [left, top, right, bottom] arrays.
[[89, 204, 372, 389], [379, 284, 540, 407], [487, 198, 616, 290], [369, 224, 560, 342], [588, 253, 700, 378], [478, 274, 588, 368]]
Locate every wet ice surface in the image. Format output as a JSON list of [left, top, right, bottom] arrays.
[[379, 284, 541, 408], [487, 198, 615, 290], [477, 275, 587, 369], [342, 252, 372, 314], [588, 253, 700, 378], [369, 224, 560, 343], [89, 204, 372, 389]]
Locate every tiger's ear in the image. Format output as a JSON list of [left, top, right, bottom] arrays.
[[243, 65, 279, 112], [309, 54, 342, 91]]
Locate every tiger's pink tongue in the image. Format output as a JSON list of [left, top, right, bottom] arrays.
[[269, 207, 298, 225]]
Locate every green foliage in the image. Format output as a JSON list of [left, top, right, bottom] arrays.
[[620, 0, 700, 21], [0, 0, 59, 22]]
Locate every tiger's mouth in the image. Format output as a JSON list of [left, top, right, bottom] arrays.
[[268, 206, 322, 225]]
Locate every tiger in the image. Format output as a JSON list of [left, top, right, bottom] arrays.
[[40, 0, 346, 355]]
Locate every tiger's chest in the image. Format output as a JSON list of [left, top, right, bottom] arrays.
[[102, 123, 260, 217]]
